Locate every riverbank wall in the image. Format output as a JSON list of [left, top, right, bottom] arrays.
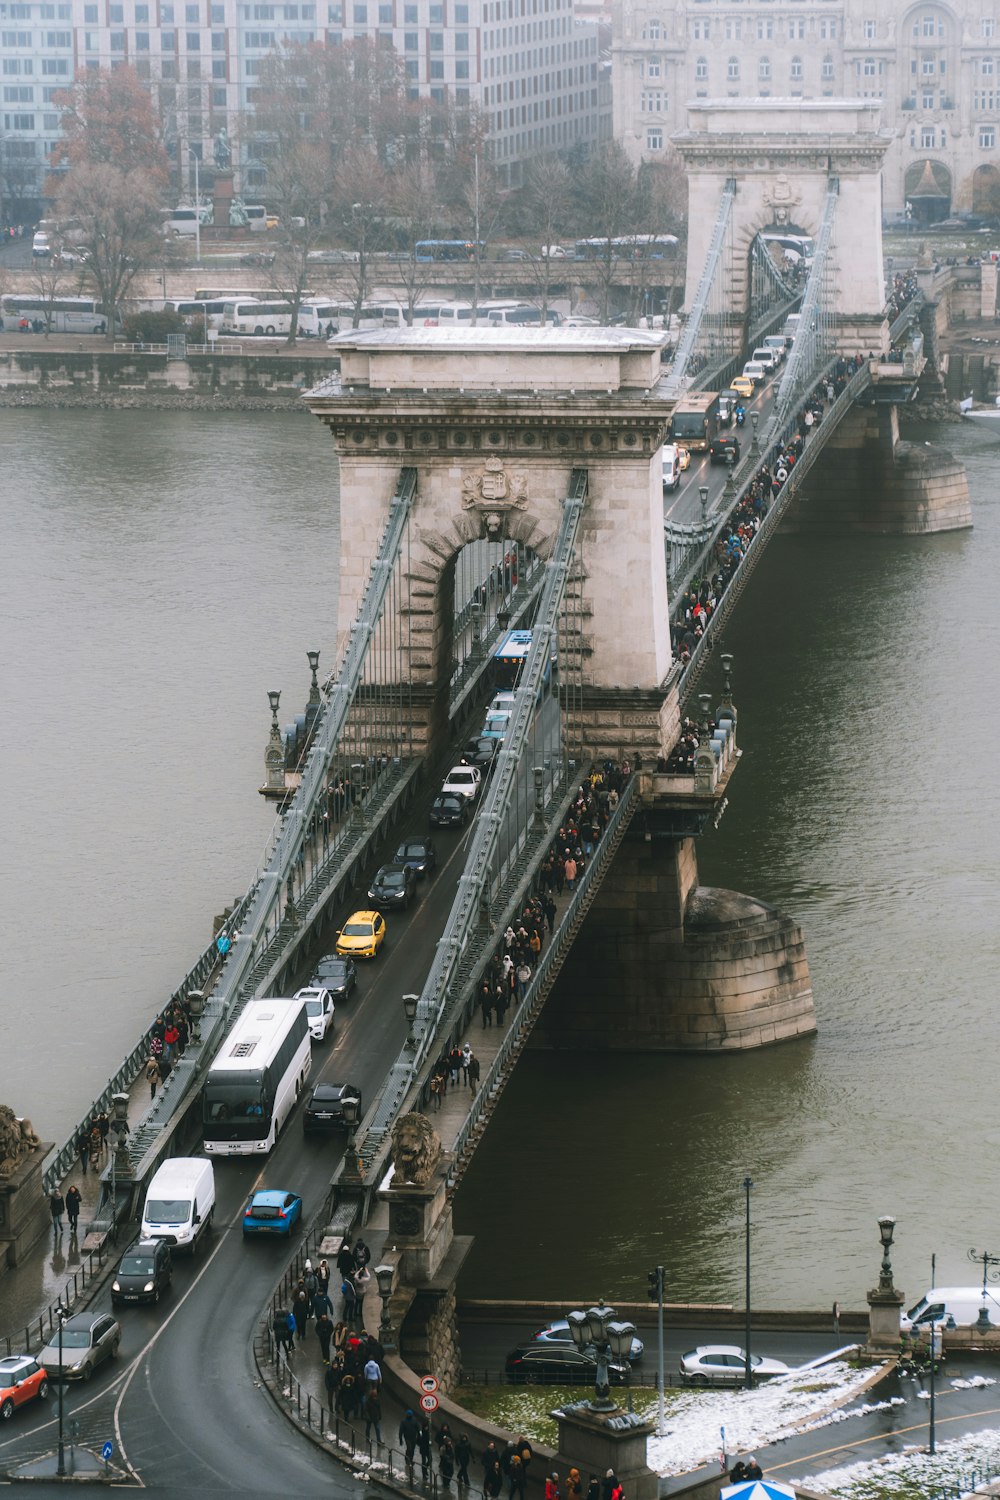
[[0, 337, 338, 408]]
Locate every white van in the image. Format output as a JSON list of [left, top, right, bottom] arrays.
[[763, 334, 787, 363], [244, 204, 268, 233], [141, 1157, 216, 1254], [782, 313, 801, 346], [32, 232, 50, 259], [742, 360, 766, 385], [901, 1286, 1000, 1331], [662, 443, 681, 493], [751, 346, 778, 372]]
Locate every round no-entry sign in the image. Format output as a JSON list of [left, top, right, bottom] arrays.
[[419, 1375, 439, 1394], [420, 1393, 439, 1412]]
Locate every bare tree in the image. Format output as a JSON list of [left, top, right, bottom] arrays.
[[29, 256, 75, 336], [384, 162, 444, 323], [328, 146, 392, 327], [510, 157, 573, 321], [572, 142, 645, 324]]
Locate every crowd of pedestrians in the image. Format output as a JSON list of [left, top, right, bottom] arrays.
[[392, 1424, 626, 1500], [144, 1001, 192, 1099]]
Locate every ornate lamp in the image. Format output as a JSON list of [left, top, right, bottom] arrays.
[[877, 1215, 897, 1293]]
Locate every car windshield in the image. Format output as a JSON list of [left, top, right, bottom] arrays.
[[120, 1256, 155, 1276], [437, 796, 461, 807], [58, 1331, 93, 1349], [317, 961, 347, 979], [398, 844, 423, 857], [144, 1197, 191, 1222], [305, 999, 323, 1016], [343, 921, 372, 936], [379, 870, 406, 888]]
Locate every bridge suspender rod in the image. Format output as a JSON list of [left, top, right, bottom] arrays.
[[212, 466, 417, 1017], [768, 179, 840, 442], [352, 470, 589, 1171], [663, 178, 736, 398]]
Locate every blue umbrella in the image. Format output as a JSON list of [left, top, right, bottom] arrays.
[[720, 1483, 797, 1500]]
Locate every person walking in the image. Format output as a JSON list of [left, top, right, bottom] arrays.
[[546, 1475, 561, 1500], [145, 1056, 161, 1099], [508, 1455, 527, 1500], [340, 1275, 359, 1326], [398, 1408, 420, 1466], [440, 1437, 456, 1488], [65, 1184, 82, 1235], [77, 1128, 90, 1175], [325, 1359, 342, 1411], [484, 1460, 504, 1499], [417, 1416, 433, 1479], [97, 1112, 110, 1157], [315, 1311, 334, 1363], [363, 1386, 383, 1446], [292, 1286, 310, 1343], [273, 1307, 295, 1358], [353, 1262, 371, 1325], [566, 1469, 583, 1500], [49, 1189, 65, 1234], [468, 1055, 481, 1092], [353, 1237, 371, 1271], [455, 1433, 472, 1487], [337, 1239, 355, 1280]]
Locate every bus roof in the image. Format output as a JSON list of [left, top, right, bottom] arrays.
[[495, 628, 533, 659], [207, 999, 305, 1074], [673, 391, 719, 409]]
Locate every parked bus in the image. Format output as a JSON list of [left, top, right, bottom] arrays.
[[414, 239, 483, 262], [312, 301, 406, 337], [0, 294, 111, 333], [162, 298, 228, 330], [573, 234, 679, 261], [203, 998, 311, 1157], [220, 299, 294, 335], [669, 391, 721, 452], [193, 287, 316, 302]]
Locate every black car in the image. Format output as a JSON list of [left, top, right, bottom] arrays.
[[302, 1083, 363, 1134], [394, 838, 437, 878], [429, 793, 470, 829], [367, 862, 418, 911], [111, 1239, 172, 1307], [309, 954, 358, 1000], [709, 434, 741, 465], [461, 737, 501, 770], [504, 1342, 627, 1385]]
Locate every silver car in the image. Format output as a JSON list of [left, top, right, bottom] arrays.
[[39, 1311, 121, 1381], [679, 1345, 789, 1386]]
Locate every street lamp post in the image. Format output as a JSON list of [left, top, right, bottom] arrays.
[[374, 1263, 395, 1351], [55, 1302, 69, 1476], [565, 1302, 636, 1414], [877, 1215, 897, 1293], [340, 1095, 361, 1181], [967, 1246, 1000, 1329], [928, 1311, 939, 1453], [402, 993, 418, 1050], [189, 147, 201, 265], [743, 1176, 754, 1389]]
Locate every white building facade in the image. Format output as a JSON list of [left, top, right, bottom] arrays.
[[612, 0, 1000, 219], [0, 0, 609, 213]]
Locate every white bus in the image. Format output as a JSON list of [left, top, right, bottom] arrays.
[[0, 294, 111, 333], [163, 298, 229, 330], [311, 300, 406, 336], [203, 998, 311, 1156], [220, 299, 294, 335]]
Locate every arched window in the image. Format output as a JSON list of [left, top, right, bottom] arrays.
[[821, 52, 834, 80], [758, 55, 771, 80], [641, 18, 662, 41], [790, 55, 802, 80], [727, 54, 740, 80], [695, 54, 707, 79]]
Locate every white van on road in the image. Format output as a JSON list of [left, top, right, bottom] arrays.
[[901, 1285, 1000, 1331], [141, 1157, 216, 1254], [662, 443, 682, 493]]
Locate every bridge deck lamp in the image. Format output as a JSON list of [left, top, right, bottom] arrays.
[[750, 410, 760, 454], [699, 484, 709, 525], [55, 1302, 69, 1476], [402, 992, 419, 1049], [968, 1246, 1000, 1328], [307, 650, 321, 705], [340, 1094, 362, 1181], [567, 1301, 620, 1410], [374, 1263, 396, 1350], [533, 764, 545, 823], [877, 1215, 897, 1293], [743, 1175, 754, 1388]]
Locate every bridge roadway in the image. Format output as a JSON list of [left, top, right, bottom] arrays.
[[0, 705, 561, 1487]]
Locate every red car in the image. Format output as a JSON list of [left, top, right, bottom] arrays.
[[0, 1355, 49, 1420]]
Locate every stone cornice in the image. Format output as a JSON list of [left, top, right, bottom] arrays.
[[672, 134, 893, 170], [311, 403, 672, 459]]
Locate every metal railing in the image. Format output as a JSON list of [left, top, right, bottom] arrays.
[[663, 178, 736, 397], [770, 179, 839, 441], [0, 1236, 116, 1359]]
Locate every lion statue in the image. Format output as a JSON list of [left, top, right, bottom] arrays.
[[0, 1105, 41, 1179], [391, 1111, 442, 1187]]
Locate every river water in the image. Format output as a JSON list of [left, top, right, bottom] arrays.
[[2, 407, 996, 1314]]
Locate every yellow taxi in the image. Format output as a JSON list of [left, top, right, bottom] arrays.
[[335, 910, 386, 959], [730, 375, 754, 400], [676, 444, 691, 471]]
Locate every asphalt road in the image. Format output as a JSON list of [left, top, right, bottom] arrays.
[[0, 694, 561, 1490], [663, 370, 779, 529]]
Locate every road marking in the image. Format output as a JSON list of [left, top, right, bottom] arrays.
[[768, 1396, 1000, 1475]]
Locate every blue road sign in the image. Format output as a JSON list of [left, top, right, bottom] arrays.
[[102, 1441, 113, 1461]]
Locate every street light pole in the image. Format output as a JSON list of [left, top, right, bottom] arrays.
[[189, 147, 201, 265], [928, 1313, 938, 1454], [743, 1176, 754, 1389], [56, 1302, 68, 1476]]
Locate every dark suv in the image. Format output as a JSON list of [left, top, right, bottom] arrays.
[[111, 1239, 173, 1307], [303, 1083, 363, 1135], [709, 434, 741, 465], [310, 954, 358, 1001], [367, 862, 418, 911]]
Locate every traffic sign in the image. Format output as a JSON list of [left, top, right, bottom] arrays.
[[419, 1393, 439, 1413], [102, 1441, 114, 1461], [419, 1375, 439, 1394]]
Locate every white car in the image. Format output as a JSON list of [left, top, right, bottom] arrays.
[[292, 986, 335, 1042], [679, 1345, 789, 1386], [489, 692, 517, 715], [441, 764, 482, 802]]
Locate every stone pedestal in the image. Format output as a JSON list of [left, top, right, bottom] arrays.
[[867, 1286, 905, 1351], [555, 1402, 658, 1500], [0, 1144, 53, 1273], [383, 1160, 456, 1285]]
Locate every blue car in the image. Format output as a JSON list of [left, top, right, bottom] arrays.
[[242, 1189, 303, 1237]]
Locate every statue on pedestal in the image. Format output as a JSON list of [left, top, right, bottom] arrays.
[[390, 1111, 442, 1186], [0, 1105, 42, 1179]]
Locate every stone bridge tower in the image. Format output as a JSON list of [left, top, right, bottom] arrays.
[[673, 99, 895, 355]]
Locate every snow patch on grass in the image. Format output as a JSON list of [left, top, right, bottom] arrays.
[[798, 1424, 1000, 1497]]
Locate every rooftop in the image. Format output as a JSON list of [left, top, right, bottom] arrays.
[[330, 326, 667, 354]]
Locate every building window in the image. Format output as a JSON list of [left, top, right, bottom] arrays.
[[646, 127, 662, 150], [428, 3, 441, 19], [109, 2, 123, 17], [186, 30, 200, 46], [455, 30, 467, 48], [922, 89, 934, 108], [692, 18, 708, 39], [212, 57, 225, 75], [863, 18, 875, 39], [921, 57, 936, 75], [921, 125, 935, 147], [83, 2, 97, 18], [429, 58, 443, 76], [429, 29, 442, 47], [789, 55, 801, 80], [821, 53, 833, 80], [455, 57, 468, 78], [819, 17, 836, 39], [787, 18, 803, 40], [724, 17, 740, 40], [981, 125, 996, 147], [136, 29, 149, 46], [455, 3, 467, 19], [727, 55, 739, 80], [756, 17, 772, 40], [404, 57, 418, 77], [647, 55, 660, 77], [862, 57, 875, 76], [983, 18, 995, 39], [983, 57, 995, 76], [695, 54, 707, 79], [758, 55, 770, 79], [403, 1, 415, 15], [352, 2, 366, 19], [642, 19, 661, 41]]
